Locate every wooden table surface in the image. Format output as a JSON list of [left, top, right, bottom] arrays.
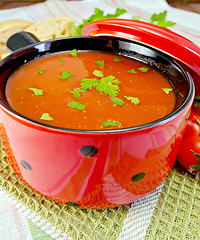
[[0, 0, 200, 13]]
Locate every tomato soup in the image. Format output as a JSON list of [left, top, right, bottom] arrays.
[[5, 50, 176, 130]]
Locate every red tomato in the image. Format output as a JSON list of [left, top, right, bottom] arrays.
[[184, 111, 200, 137], [177, 136, 200, 173]]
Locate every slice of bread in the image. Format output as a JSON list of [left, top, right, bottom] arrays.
[[0, 19, 32, 44], [24, 16, 75, 41], [0, 16, 75, 60], [0, 19, 33, 60], [0, 49, 9, 60]]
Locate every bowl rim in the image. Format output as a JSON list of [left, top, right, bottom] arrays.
[[0, 36, 195, 134]]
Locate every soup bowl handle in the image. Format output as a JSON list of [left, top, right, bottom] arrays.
[[6, 32, 40, 52]]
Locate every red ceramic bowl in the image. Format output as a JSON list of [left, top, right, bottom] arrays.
[[0, 20, 197, 209]]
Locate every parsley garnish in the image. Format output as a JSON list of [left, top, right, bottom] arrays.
[[128, 69, 137, 74], [72, 8, 127, 36], [29, 88, 44, 96], [70, 73, 121, 102], [68, 101, 85, 110], [93, 70, 104, 78], [59, 61, 64, 65], [37, 68, 46, 74], [138, 67, 149, 72], [80, 78, 99, 90], [124, 96, 140, 105], [69, 49, 77, 57], [132, 11, 175, 29], [111, 97, 124, 106], [69, 89, 86, 98], [195, 102, 200, 108], [195, 95, 200, 100], [96, 75, 120, 97], [162, 88, 173, 94], [60, 71, 74, 79], [95, 60, 104, 67], [150, 11, 176, 28], [176, 90, 184, 98], [79, 75, 120, 97], [102, 121, 121, 127], [40, 113, 53, 121], [114, 58, 122, 62]]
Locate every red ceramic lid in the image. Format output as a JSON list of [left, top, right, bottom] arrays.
[[82, 19, 200, 91]]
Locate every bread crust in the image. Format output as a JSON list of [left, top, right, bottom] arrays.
[[0, 19, 32, 32], [0, 16, 75, 60], [24, 16, 75, 41], [0, 19, 33, 60]]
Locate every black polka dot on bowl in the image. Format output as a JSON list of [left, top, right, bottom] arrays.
[[66, 202, 80, 207], [20, 160, 32, 170], [131, 172, 146, 182], [80, 145, 98, 157]]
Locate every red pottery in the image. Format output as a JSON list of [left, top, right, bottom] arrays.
[[0, 19, 199, 208]]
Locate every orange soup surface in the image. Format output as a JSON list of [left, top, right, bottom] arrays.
[[5, 50, 176, 130]]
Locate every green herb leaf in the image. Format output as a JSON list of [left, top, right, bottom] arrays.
[[72, 8, 127, 36], [101, 75, 121, 84], [97, 81, 118, 97], [176, 90, 184, 98], [191, 150, 200, 165], [80, 78, 99, 90], [69, 49, 77, 57], [107, 76, 120, 84], [29, 88, 44, 96], [162, 88, 173, 94], [157, 20, 176, 28], [102, 121, 121, 127], [189, 164, 200, 171], [93, 70, 104, 78], [175, 77, 184, 83], [138, 67, 149, 72], [195, 102, 200, 108], [128, 69, 137, 74], [114, 58, 122, 62], [194, 116, 200, 125], [195, 95, 200, 100], [60, 71, 74, 79], [151, 10, 167, 22], [95, 60, 104, 67], [40, 113, 53, 121], [105, 8, 127, 18], [150, 11, 176, 28], [37, 68, 46, 74], [124, 96, 140, 105], [96, 75, 120, 97], [69, 89, 86, 98], [110, 97, 124, 106], [68, 101, 85, 110], [131, 172, 146, 182], [59, 61, 64, 65], [189, 149, 200, 171]]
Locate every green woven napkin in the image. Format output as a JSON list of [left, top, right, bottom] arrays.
[[0, 137, 130, 240], [145, 166, 200, 240]]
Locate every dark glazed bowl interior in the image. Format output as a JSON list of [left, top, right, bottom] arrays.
[[0, 36, 194, 133]]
